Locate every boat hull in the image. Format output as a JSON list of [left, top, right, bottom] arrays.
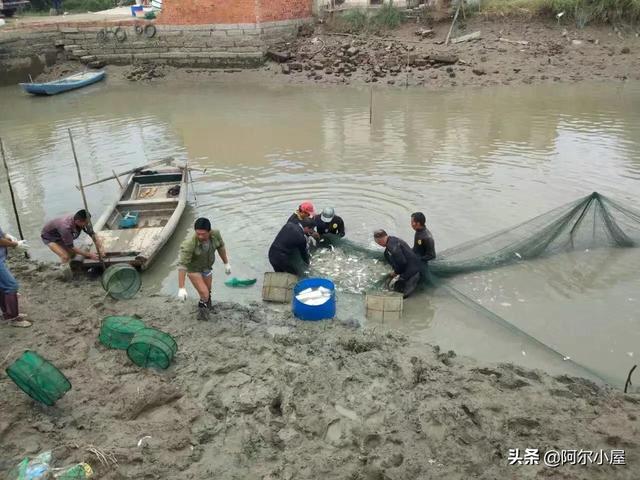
[[20, 70, 106, 96]]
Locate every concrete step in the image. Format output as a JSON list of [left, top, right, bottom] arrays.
[[80, 55, 97, 63]]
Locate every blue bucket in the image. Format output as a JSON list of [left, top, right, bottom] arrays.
[[292, 278, 336, 321]]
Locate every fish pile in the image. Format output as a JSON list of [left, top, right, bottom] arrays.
[[296, 286, 333, 306], [308, 247, 389, 294]]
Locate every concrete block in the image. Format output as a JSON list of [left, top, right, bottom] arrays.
[[63, 44, 79, 51], [230, 46, 262, 53], [225, 29, 247, 36], [72, 49, 89, 57], [157, 31, 184, 38], [59, 27, 79, 34], [215, 24, 241, 30], [132, 52, 163, 61], [234, 38, 263, 48], [205, 39, 236, 48], [94, 53, 133, 65], [80, 55, 97, 63]]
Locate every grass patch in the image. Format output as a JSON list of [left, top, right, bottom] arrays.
[[327, 2, 407, 34], [26, 0, 121, 13], [63, 0, 117, 12], [482, 0, 640, 25], [371, 2, 407, 29]]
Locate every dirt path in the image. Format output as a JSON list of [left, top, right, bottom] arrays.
[[1, 255, 639, 479]]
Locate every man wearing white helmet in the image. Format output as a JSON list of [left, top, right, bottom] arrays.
[[314, 207, 345, 238]]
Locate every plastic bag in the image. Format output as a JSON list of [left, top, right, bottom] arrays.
[[53, 463, 93, 479], [12, 451, 52, 480]]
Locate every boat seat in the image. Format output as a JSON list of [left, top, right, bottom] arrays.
[[117, 198, 179, 206]]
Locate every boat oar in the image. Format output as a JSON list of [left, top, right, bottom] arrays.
[[68, 129, 106, 270], [0, 138, 30, 259]]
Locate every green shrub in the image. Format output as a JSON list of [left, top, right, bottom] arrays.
[[327, 3, 406, 34], [371, 2, 406, 29]]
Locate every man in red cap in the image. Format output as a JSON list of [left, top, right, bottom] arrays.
[[287, 202, 316, 225]]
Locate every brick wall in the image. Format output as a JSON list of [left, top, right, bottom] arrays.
[[159, 0, 312, 25], [257, 0, 313, 22], [159, 0, 257, 25]]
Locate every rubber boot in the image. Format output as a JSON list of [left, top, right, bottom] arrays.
[[4, 292, 22, 320], [0, 291, 6, 319], [197, 299, 209, 321], [206, 295, 214, 310]]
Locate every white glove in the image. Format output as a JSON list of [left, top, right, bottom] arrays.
[[224, 263, 232, 275], [15, 240, 28, 250], [178, 288, 188, 301]]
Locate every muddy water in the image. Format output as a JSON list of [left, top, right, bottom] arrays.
[[1, 78, 639, 384]]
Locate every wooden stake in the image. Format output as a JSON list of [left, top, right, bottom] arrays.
[[445, 1, 462, 46], [625, 364, 637, 393], [0, 138, 29, 259], [68, 129, 106, 267], [369, 87, 373, 125]]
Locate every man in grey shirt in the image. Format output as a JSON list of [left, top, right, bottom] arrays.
[[40, 209, 101, 264]]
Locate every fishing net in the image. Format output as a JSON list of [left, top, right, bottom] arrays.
[[300, 193, 640, 292], [431, 192, 640, 278], [127, 328, 178, 370], [6, 351, 72, 406], [289, 193, 640, 383]]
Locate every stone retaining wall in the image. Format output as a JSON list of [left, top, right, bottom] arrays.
[[0, 18, 312, 85]]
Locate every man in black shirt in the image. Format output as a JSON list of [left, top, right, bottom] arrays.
[[411, 212, 436, 262], [315, 207, 345, 238], [269, 218, 316, 275], [373, 229, 421, 298]]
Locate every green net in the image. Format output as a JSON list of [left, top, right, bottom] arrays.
[[430, 192, 640, 278], [101, 264, 142, 300], [127, 328, 177, 370], [5, 351, 72, 406], [99, 316, 147, 350], [300, 192, 640, 292], [291, 193, 640, 383]]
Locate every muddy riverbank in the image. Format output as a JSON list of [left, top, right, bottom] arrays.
[[1, 255, 639, 479], [28, 16, 640, 90]]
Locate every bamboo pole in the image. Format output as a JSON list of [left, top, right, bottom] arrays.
[[111, 170, 123, 190], [369, 87, 373, 125], [445, 1, 462, 46], [68, 129, 105, 268], [0, 138, 29, 259]]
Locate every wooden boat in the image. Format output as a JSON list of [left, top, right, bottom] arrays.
[[20, 70, 106, 96], [81, 160, 188, 271]]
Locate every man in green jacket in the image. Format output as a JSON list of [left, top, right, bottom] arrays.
[[177, 217, 231, 319]]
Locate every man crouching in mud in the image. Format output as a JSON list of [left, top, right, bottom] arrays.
[[40, 209, 102, 278], [374, 229, 421, 298], [177, 217, 231, 320]]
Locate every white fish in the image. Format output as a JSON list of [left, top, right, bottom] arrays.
[[521, 351, 527, 356], [500, 302, 512, 307], [563, 356, 571, 361], [514, 252, 522, 259]]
